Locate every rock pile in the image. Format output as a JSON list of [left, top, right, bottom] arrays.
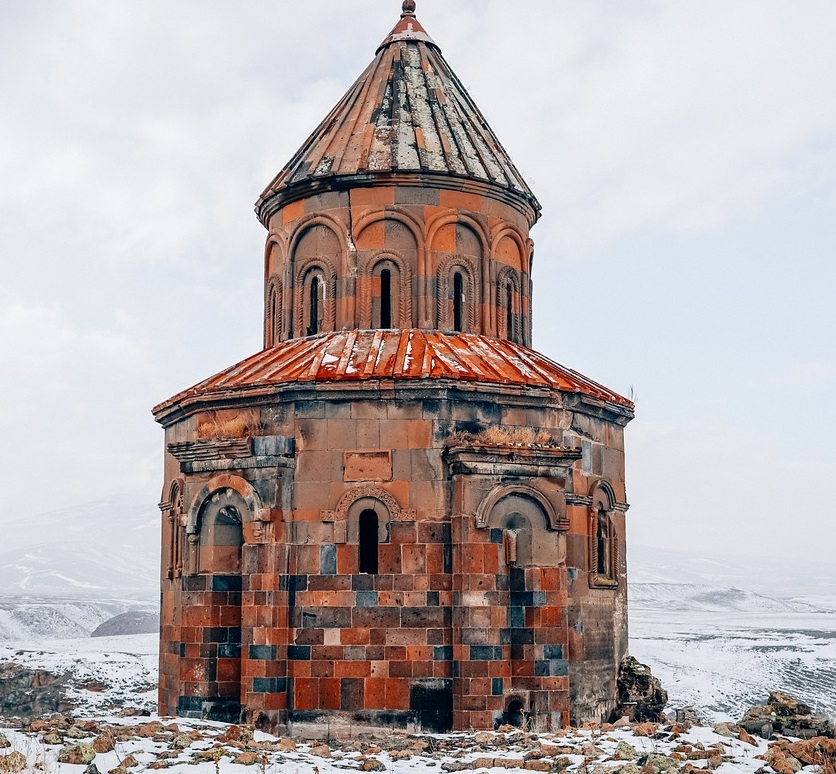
[[613, 655, 669, 723], [740, 691, 835, 739]]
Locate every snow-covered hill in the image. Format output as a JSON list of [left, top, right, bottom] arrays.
[[628, 583, 820, 613], [0, 597, 157, 640], [629, 544, 836, 607], [0, 495, 158, 597]]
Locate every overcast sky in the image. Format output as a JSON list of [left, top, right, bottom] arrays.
[[1, 0, 834, 565]]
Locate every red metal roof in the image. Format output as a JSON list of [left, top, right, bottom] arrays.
[[255, 4, 540, 224], [154, 330, 633, 415]]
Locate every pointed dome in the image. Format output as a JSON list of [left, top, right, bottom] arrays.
[[256, 2, 540, 225]]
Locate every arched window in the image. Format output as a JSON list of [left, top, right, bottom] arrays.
[[380, 269, 392, 328], [589, 483, 618, 587], [195, 489, 247, 575], [307, 275, 321, 336], [358, 509, 379, 574], [505, 283, 514, 342], [596, 506, 609, 576], [370, 259, 402, 329], [453, 271, 465, 332]]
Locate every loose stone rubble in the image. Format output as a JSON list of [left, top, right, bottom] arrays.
[[0, 712, 832, 774], [740, 692, 835, 740]]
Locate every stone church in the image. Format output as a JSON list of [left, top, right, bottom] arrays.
[[154, 1, 634, 734]]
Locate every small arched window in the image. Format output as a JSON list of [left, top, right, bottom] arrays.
[[380, 269, 392, 328], [589, 483, 618, 587], [358, 509, 379, 574], [308, 275, 321, 336], [505, 283, 514, 342], [453, 271, 465, 332], [596, 506, 609, 576]]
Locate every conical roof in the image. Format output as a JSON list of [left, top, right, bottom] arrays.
[[256, 2, 540, 225]]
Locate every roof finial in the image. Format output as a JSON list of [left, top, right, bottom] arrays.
[[401, 0, 416, 17]]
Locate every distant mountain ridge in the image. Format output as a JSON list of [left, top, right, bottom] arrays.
[[628, 582, 822, 613]]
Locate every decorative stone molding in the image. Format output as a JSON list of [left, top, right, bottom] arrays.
[[321, 485, 415, 523], [474, 483, 568, 532], [168, 439, 252, 464], [436, 253, 479, 332], [186, 473, 269, 536]]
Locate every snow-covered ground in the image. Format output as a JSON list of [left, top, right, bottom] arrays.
[[0, 710, 797, 774]]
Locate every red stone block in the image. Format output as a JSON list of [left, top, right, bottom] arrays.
[[294, 678, 318, 710], [365, 677, 387, 708], [385, 677, 410, 710], [319, 678, 341, 710]]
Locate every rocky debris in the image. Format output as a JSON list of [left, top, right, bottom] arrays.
[[93, 730, 117, 753], [58, 742, 97, 765], [232, 752, 260, 765], [0, 736, 7, 750], [0, 662, 74, 718], [613, 656, 669, 723], [361, 757, 387, 771], [740, 691, 835, 739], [310, 743, 331, 758], [0, 752, 27, 773]]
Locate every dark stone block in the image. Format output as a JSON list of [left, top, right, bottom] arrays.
[[355, 591, 379, 608], [288, 645, 311, 660], [490, 529, 503, 544], [509, 566, 526, 592], [320, 545, 337, 575], [433, 646, 453, 661], [352, 606, 401, 628], [509, 607, 525, 628], [183, 575, 208, 592], [179, 643, 186, 657], [427, 591, 439, 606], [352, 574, 375, 591], [249, 645, 277, 661], [535, 660, 549, 677], [340, 677, 364, 711], [218, 644, 242, 659], [443, 544, 453, 574], [533, 591, 548, 606], [203, 627, 227, 644], [509, 628, 534, 645], [294, 628, 324, 646], [510, 591, 534, 607], [492, 678, 504, 696], [212, 575, 242, 592], [548, 659, 568, 676], [544, 644, 564, 659], [469, 646, 502, 661], [290, 575, 308, 591], [177, 695, 205, 715]]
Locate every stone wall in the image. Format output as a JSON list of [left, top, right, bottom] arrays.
[[158, 381, 630, 733]]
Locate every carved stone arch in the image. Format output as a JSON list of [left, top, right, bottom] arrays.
[[477, 485, 564, 568], [496, 265, 522, 343], [160, 477, 186, 579], [264, 234, 287, 275], [353, 207, 425, 251], [590, 479, 617, 511], [287, 213, 348, 262], [265, 275, 283, 346], [333, 485, 414, 524], [294, 258, 337, 336], [490, 224, 528, 264], [186, 474, 267, 534], [475, 483, 564, 532], [436, 254, 479, 332], [425, 211, 490, 259], [589, 479, 618, 587], [359, 250, 413, 328]]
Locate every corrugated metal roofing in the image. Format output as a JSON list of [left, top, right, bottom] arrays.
[[154, 330, 633, 415], [255, 4, 540, 222]]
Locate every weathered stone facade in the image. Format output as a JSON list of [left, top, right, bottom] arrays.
[[154, 2, 633, 735]]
